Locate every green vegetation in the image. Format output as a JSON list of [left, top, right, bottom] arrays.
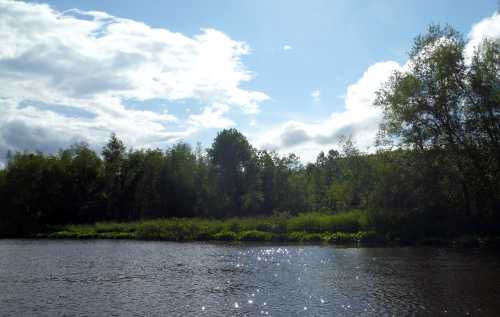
[[38, 211, 498, 246], [41, 211, 384, 244], [0, 25, 498, 245]]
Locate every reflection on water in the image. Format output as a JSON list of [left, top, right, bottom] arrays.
[[0, 240, 499, 316]]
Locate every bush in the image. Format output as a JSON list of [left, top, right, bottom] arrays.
[[95, 222, 135, 233], [237, 230, 273, 241], [97, 232, 136, 239], [48, 231, 77, 239], [211, 230, 237, 241], [287, 210, 366, 233], [329, 232, 358, 243], [287, 231, 325, 242]]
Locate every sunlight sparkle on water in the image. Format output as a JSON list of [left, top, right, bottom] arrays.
[[234, 302, 239, 308]]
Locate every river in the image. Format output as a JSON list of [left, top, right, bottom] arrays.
[[0, 240, 499, 316]]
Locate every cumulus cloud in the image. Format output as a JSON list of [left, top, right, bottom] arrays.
[[187, 103, 235, 129], [311, 89, 321, 102], [256, 61, 402, 160], [0, 0, 268, 161], [465, 12, 500, 61]]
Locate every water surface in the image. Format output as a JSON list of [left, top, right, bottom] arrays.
[[0, 240, 499, 316]]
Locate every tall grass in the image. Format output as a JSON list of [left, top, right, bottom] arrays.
[[287, 210, 369, 233], [45, 210, 380, 243]]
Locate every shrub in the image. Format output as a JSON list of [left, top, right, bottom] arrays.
[[237, 230, 273, 241], [287, 210, 365, 233], [329, 232, 358, 243], [287, 231, 324, 242], [48, 231, 77, 239], [97, 232, 136, 239], [211, 230, 237, 241]]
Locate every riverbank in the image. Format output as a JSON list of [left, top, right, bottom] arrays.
[[33, 211, 500, 247], [40, 211, 375, 243]]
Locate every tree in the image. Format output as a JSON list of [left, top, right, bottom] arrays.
[[134, 149, 163, 219], [59, 142, 104, 222], [375, 25, 499, 230], [163, 143, 198, 217], [102, 133, 127, 219], [207, 129, 254, 216]]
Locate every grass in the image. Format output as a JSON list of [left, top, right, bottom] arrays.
[[42, 210, 386, 244], [41, 210, 500, 246], [287, 210, 369, 233], [37, 210, 500, 246]]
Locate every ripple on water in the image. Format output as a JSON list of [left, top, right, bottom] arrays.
[[0, 241, 500, 316]]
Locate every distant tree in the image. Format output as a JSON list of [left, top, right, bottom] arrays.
[[164, 143, 198, 217], [134, 149, 163, 219], [102, 133, 127, 219], [208, 129, 254, 216], [59, 142, 103, 222], [257, 150, 279, 214]]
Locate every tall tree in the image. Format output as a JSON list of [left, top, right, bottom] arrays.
[[102, 133, 127, 219], [208, 129, 254, 216], [59, 142, 104, 222], [375, 25, 499, 229]]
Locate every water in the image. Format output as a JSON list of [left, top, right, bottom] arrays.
[[1, 240, 499, 316]]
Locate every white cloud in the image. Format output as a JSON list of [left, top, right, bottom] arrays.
[[311, 89, 321, 102], [249, 119, 257, 127], [188, 103, 235, 129], [465, 12, 500, 61], [282, 45, 293, 51], [0, 0, 268, 160], [256, 61, 401, 161]]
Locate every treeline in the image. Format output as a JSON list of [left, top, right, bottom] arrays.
[[0, 25, 498, 240], [0, 129, 497, 240], [0, 130, 333, 235]]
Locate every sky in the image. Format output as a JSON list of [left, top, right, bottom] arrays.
[[0, 0, 499, 164]]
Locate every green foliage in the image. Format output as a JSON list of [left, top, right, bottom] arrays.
[[41, 211, 382, 243], [287, 210, 366, 233], [212, 230, 237, 241], [376, 25, 499, 234], [287, 232, 325, 242], [237, 230, 274, 241], [38, 210, 497, 245]]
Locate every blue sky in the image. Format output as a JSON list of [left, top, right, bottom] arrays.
[[0, 0, 498, 163]]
